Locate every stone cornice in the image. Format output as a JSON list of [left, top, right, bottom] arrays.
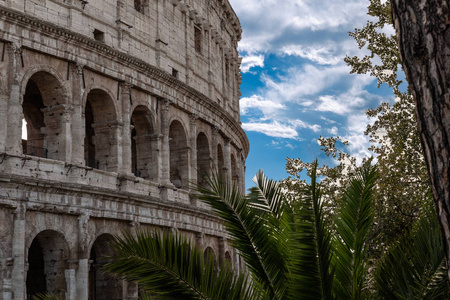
[[0, 6, 249, 156], [0, 172, 227, 233]]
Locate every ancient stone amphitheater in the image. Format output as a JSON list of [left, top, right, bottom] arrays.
[[0, 0, 248, 298]]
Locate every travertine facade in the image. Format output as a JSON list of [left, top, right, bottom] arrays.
[[0, 0, 248, 299]]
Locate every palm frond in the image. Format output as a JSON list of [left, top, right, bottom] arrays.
[[195, 172, 289, 300], [288, 160, 335, 300], [104, 230, 257, 300], [32, 294, 65, 300], [333, 163, 377, 300], [248, 170, 292, 219], [375, 206, 449, 300]]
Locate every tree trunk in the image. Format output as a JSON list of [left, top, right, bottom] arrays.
[[390, 0, 450, 282]]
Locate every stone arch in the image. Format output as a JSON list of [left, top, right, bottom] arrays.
[[224, 251, 232, 265], [21, 69, 69, 160], [169, 120, 189, 189], [26, 230, 70, 299], [196, 132, 210, 188], [204, 247, 217, 268], [217, 143, 225, 179], [83, 87, 119, 171], [89, 233, 123, 300], [131, 105, 157, 180], [19, 65, 69, 102]]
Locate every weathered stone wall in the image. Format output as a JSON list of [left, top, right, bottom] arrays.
[[0, 0, 247, 299]]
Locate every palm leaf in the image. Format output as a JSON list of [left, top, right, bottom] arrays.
[[333, 163, 377, 300], [288, 160, 335, 300], [195, 172, 289, 300], [375, 205, 449, 300], [32, 294, 65, 300], [104, 230, 256, 300], [248, 170, 292, 219]]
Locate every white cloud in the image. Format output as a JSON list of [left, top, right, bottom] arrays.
[[281, 44, 342, 65], [241, 54, 265, 73], [240, 95, 286, 116], [286, 143, 296, 150], [230, 0, 370, 54], [242, 122, 298, 138], [329, 126, 338, 135], [289, 119, 321, 132], [316, 95, 351, 114]]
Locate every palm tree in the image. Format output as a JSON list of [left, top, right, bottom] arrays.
[[106, 162, 382, 299]]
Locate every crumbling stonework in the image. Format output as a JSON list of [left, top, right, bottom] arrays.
[[0, 0, 248, 299]]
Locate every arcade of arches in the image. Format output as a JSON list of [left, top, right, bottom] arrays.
[[18, 70, 244, 190]]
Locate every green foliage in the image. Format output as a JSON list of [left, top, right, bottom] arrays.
[[196, 170, 290, 299], [333, 164, 377, 300], [32, 294, 65, 300], [375, 204, 448, 299], [101, 165, 445, 300], [198, 164, 380, 300], [288, 161, 335, 299], [104, 230, 256, 300], [284, 0, 432, 262]]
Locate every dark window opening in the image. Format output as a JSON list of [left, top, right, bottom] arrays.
[[194, 26, 202, 54], [93, 29, 104, 42], [89, 234, 122, 300], [131, 126, 140, 177], [197, 132, 210, 188], [134, 0, 143, 12], [172, 68, 178, 78], [84, 99, 97, 168], [26, 240, 46, 298]]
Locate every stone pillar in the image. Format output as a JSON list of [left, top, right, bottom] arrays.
[[92, 121, 123, 172], [0, 43, 10, 153], [42, 104, 74, 161], [76, 213, 89, 299], [240, 155, 246, 192], [150, 134, 163, 181], [159, 99, 171, 185], [211, 126, 219, 172], [70, 63, 85, 165], [224, 138, 232, 183], [195, 232, 205, 249], [218, 237, 225, 268], [6, 44, 23, 155], [189, 114, 198, 186], [123, 280, 139, 300], [238, 150, 245, 192], [2, 258, 13, 300], [65, 267, 77, 300], [120, 82, 133, 175], [11, 201, 26, 300]]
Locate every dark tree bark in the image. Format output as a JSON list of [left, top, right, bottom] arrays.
[[390, 0, 450, 282]]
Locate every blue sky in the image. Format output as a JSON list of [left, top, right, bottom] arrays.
[[228, 0, 396, 188]]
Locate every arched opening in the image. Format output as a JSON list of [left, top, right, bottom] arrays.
[[204, 247, 216, 269], [26, 230, 69, 299], [169, 120, 188, 189], [89, 234, 122, 300], [22, 71, 66, 160], [84, 89, 117, 171], [224, 251, 232, 266], [131, 106, 156, 180], [196, 132, 210, 188], [217, 144, 225, 179], [231, 154, 239, 185]]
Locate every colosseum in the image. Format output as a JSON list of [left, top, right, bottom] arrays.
[[0, 0, 248, 298]]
